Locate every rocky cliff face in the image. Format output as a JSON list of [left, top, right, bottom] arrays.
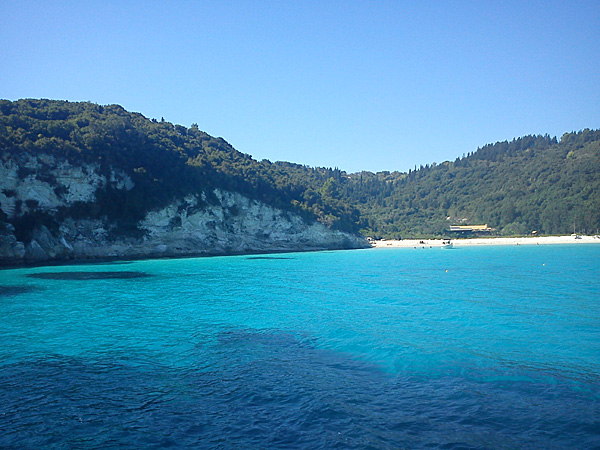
[[0, 153, 367, 265]]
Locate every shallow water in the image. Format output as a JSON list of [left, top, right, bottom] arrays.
[[1, 245, 599, 449]]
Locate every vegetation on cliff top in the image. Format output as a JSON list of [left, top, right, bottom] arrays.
[[1, 99, 599, 239]]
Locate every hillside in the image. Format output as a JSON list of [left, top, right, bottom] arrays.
[[0, 99, 366, 264], [0, 99, 598, 263], [347, 131, 600, 237], [0, 99, 361, 234]]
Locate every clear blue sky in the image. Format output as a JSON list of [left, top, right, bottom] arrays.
[[1, 1, 599, 173]]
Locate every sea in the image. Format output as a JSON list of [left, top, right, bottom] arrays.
[[0, 244, 599, 449]]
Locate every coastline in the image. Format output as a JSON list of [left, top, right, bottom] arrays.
[[370, 235, 600, 248], [3, 235, 599, 269], [0, 244, 366, 270]]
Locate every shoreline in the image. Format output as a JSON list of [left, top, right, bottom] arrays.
[[369, 235, 600, 248], [2, 235, 598, 269], [0, 245, 365, 270]]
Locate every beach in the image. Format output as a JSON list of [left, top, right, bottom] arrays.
[[370, 235, 600, 248]]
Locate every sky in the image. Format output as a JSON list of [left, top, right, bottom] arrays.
[[1, 1, 599, 173]]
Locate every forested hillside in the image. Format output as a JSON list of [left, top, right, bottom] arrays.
[[1, 99, 598, 239], [347, 131, 600, 237], [0, 99, 360, 237]]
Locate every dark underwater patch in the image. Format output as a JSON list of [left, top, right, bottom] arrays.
[[26, 271, 152, 280], [1, 331, 599, 449], [0, 285, 39, 297], [245, 256, 294, 260]]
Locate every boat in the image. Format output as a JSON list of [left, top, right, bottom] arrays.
[[441, 240, 453, 249]]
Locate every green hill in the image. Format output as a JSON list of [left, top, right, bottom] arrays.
[[347, 131, 600, 237], [0, 99, 360, 240], [1, 99, 598, 242]]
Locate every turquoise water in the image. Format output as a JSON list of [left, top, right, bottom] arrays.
[[1, 245, 599, 449]]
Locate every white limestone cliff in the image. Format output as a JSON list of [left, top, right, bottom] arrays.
[[0, 153, 367, 265]]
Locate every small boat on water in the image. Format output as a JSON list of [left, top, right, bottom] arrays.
[[441, 240, 453, 249]]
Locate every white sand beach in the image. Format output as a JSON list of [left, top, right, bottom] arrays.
[[370, 235, 600, 248]]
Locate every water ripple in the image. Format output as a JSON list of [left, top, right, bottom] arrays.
[[2, 330, 598, 449], [26, 271, 152, 280]]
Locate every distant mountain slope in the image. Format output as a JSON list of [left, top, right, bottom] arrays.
[[346, 131, 600, 237]]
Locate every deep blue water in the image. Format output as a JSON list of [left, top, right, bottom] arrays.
[[1, 245, 599, 449]]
